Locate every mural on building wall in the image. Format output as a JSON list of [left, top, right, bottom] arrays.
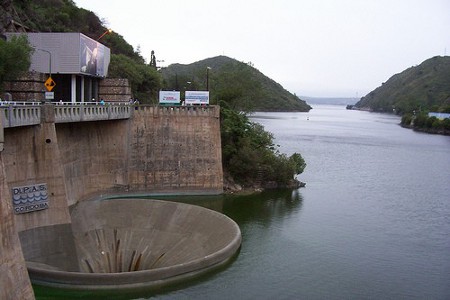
[[80, 34, 106, 77]]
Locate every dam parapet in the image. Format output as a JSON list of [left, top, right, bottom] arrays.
[[0, 103, 219, 128]]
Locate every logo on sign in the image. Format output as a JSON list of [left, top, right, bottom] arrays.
[[12, 183, 49, 214]]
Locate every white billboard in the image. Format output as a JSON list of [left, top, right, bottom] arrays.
[[159, 91, 181, 104], [6, 33, 110, 76], [185, 91, 209, 105]]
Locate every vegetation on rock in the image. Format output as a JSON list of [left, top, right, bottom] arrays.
[[220, 103, 306, 190], [401, 113, 450, 135], [354, 56, 450, 114]]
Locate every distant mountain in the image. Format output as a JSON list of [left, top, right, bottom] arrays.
[[354, 56, 450, 114], [160, 56, 311, 112], [302, 96, 358, 106]]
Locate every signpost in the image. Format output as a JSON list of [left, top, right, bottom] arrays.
[[44, 76, 55, 100], [44, 77, 56, 91]]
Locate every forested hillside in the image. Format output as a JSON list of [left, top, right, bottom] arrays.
[[161, 56, 311, 112], [355, 56, 450, 114], [3, 0, 139, 59]]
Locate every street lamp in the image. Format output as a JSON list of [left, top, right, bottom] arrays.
[[35, 48, 52, 77], [97, 29, 112, 41], [206, 67, 211, 91]]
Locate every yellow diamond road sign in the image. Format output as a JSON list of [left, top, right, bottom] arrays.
[[44, 77, 56, 92]]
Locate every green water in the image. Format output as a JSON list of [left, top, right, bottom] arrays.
[[35, 106, 450, 299]]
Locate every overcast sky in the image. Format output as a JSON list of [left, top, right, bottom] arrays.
[[74, 0, 449, 98]]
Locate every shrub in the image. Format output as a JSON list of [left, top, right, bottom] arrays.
[[220, 105, 306, 187], [401, 114, 413, 126], [426, 116, 438, 128]]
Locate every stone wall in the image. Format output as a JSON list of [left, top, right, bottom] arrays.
[[56, 119, 130, 206], [3, 72, 46, 101], [3, 73, 131, 103], [98, 78, 132, 102], [55, 105, 223, 204], [128, 106, 223, 193]]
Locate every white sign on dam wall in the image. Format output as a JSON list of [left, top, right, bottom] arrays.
[[185, 91, 209, 105], [12, 183, 49, 214], [159, 91, 181, 104]]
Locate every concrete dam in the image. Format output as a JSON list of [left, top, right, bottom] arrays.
[[0, 104, 241, 299]]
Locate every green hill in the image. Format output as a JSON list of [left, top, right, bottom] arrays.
[[161, 56, 311, 112], [2, 0, 140, 61], [354, 56, 450, 114]]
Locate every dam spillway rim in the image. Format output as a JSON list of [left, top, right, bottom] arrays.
[[25, 198, 242, 291]]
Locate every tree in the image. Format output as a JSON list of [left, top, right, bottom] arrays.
[[289, 153, 306, 175], [220, 104, 306, 188], [0, 35, 33, 90], [108, 54, 162, 103], [214, 62, 262, 112], [150, 50, 156, 69]]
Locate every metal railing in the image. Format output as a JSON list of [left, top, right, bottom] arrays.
[[0, 104, 41, 128], [0, 102, 132, 128], [54, 102, 131, 123], [0, 102, 218, 129]]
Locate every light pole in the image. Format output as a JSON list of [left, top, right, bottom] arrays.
[[33, 48, 53, 102], [206, 67, 211, 91], [35, 48, 52, 77], [97, 29, 112, 41]]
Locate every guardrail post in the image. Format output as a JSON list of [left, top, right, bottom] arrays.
[[41, 103, 55, 123], [8, 105, 12, 127]]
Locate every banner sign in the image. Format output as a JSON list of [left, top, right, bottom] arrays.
[[159, 91, 181, 104], [185, 91, 209, 105], [80, 35, 107, 77], [12, 183, 49, 214]]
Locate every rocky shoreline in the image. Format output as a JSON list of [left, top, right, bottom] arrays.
[[401, 124, 450, 136], [223, 175, 305, 195]]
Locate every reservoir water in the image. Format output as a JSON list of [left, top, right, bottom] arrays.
[[36, 105, 450, 299]]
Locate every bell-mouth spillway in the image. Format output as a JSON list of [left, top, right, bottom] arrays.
[[20, 199, 242, 291]]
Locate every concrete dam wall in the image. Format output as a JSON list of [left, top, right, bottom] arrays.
[[0, 104, 224, 298], [59, 105, 223, 207]]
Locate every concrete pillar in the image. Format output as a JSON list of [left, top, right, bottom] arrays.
[[71, 74, 76, 103], [80, 76, 85, 102], [0, 154, 35, 300], [10, 121, 72, 233], [40, 103, 55, 123]]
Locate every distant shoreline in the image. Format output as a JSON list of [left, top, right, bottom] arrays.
[[301, 96, 358, 106]]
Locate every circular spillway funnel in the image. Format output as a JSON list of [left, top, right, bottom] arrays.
[[24, 199, 241, 291]]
